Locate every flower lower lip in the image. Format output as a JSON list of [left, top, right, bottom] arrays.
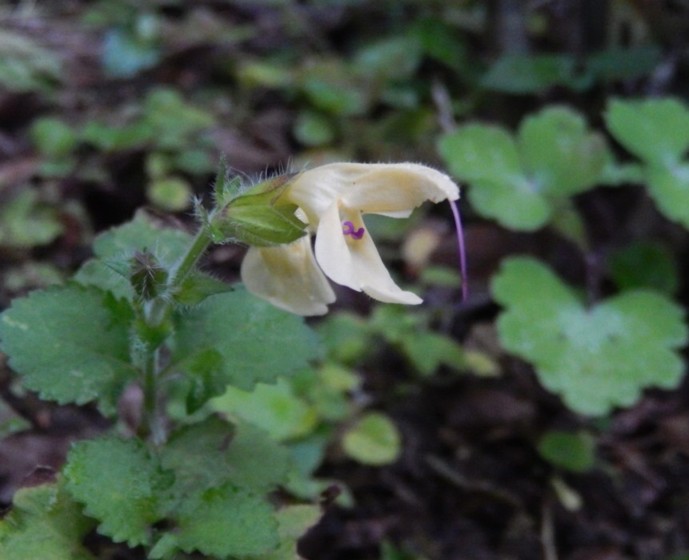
[[342, 221, 365, 239]]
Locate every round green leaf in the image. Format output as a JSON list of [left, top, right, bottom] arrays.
[[147, 176, 192, 212], [519, 106, 608, 195], [493, 257, 688, 415], [342, 412, 401, 466]]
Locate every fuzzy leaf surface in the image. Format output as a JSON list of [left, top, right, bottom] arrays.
[[161, 417, 290, 495], [170, 483, 279, 558], [64, 437, 171, 547], [0, 285, 135, 413], [0, 482, 95, 560], [492, 257, 687, 415], [172, 287, 321, 393]]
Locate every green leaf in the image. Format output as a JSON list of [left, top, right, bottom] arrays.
[[178, 348, 227, 414], [354, 36, 421, 81], [146, 176, 192, 212], [609, 241, 679, 295], [492, 257, 688, 415], [64, 437, 171, 547], [605, 98, 689, 165], [587, 45, 662, 82], [519, 107, 608, 195], [74, 212, 192, 300], [0, 398, 30, 438], [482, 54, 591, 94], [317, 311, 370, 364], [438, 123, 550, 230], [413, 17, 469, 74], [161, 417, 290, 495], [256, 504, 322, 560], [342, 412, 401, 466], [538, 430, 596, 473], [212, 380, 318, 442], [0, 285, 136, 414], [168, 483, 279, 558], [400, 331, 466, 376], [172, 287, 321, 391], [0, 481, 95, 560], [30, 117, 78, 158], [438, 124, 522, 183], [438, 108, 606, 231], [645, 163, 689, 229], [0, 190, 63, 249], [293, 110, 336, 147], [102, 27, 160, 79]]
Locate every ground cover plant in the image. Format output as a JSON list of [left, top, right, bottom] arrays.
[[2, 1, 689, 559]]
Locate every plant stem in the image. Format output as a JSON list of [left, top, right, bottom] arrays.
[[139, 221, 214, 445], [167, 224, 213, 293]]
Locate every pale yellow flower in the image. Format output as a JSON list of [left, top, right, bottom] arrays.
[[241, 162, 460, 315]]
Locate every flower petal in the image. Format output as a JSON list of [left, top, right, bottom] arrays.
[[286, 163, 459, 219], [315, 203, 422, 305], [314, 201, 357, 289], [241, 237, 336, 316]]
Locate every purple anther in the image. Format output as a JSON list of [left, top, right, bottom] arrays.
[[342, 221, 365, 240]]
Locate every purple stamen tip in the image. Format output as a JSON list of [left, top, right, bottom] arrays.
[[342, 221, 365, 239]]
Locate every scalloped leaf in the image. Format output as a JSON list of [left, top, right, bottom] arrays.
[[172, 286, 322, 394], [169, 482, 279, 558], [605, 98, 689, 165], [161, 417, 291, 495], [63, 437, 171, 547], [519, 107, 608, 195], [492, 257, 687, 415], [439, 107, 607, 231], [0, 285, 136, 414], [0, 482, 95, 560]]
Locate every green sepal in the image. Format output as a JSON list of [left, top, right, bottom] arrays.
[[213, 158, 243, 207], [219, 200, 307, 246], [212, 171, 307, 246]]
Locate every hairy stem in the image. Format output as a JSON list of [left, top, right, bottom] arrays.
[[139, 221, 214, 445]]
